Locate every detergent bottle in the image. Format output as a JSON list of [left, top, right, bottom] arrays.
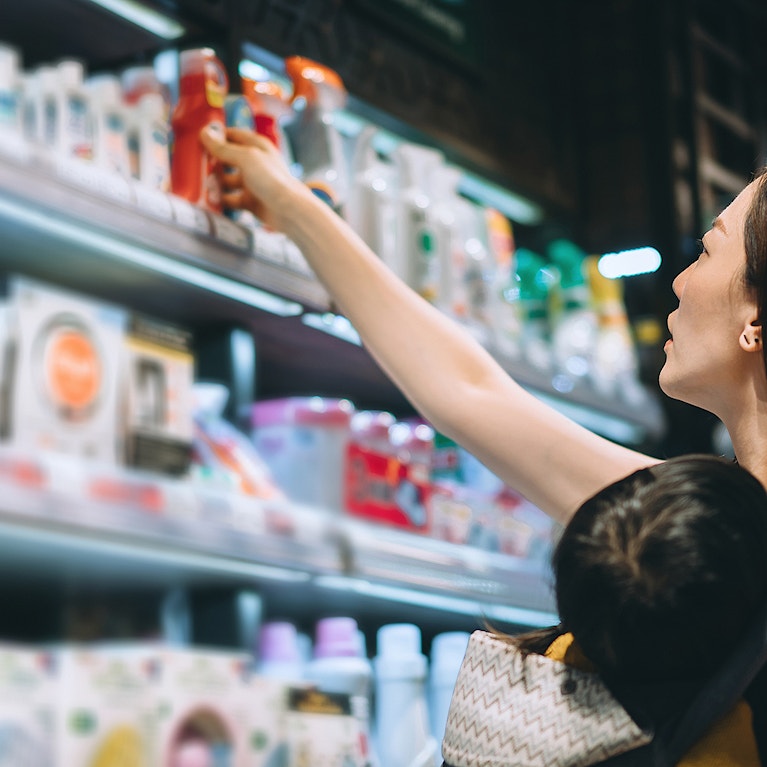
[[514, 248, 553, 372], [547, 239, 598, 380], [586, 255, 645, 405], [347, 125, 399, 273], [170, 48, 228, 212], [284, 56, 349, 213], [393, 142, 443, 303]]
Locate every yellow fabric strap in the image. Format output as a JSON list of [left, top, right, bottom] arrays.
[[544, 633, 760, 766]]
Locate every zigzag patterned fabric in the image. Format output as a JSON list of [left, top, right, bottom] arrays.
[[442, 631, 653, 767]]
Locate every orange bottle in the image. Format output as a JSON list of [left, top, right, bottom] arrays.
[[170, 48, 228, 212]]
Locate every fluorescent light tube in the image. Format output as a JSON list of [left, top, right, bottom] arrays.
[[85, 0, 186, 40]]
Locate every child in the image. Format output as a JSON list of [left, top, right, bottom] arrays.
[[442, 455, 767, 766]]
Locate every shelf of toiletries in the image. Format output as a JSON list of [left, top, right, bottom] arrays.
[[0, 444, 557, 621], [0, 41, 666, 445], [0, 146, 330, 313]]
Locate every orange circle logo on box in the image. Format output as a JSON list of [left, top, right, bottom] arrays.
[[45, 328, 101, 411]]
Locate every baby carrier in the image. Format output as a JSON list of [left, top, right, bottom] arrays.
[[442, 602, 767, 767]]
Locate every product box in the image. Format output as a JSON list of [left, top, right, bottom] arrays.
[[124, 313, 194, 476], [344, 421, 432, 533], [153, 647, 252, 767], [241, 674, 291, 767], [285, 687, 363, 767], [51, 645, 154, 767], [0, 644, 55, 767], [7, 276, 127, 463]]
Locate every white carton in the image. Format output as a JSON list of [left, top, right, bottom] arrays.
[[0, 644, 54, 767], [241, 674, 291, 767], [153, 647, 251, 767], [8, 277, 126, 463], [51, 646, 154, 767]]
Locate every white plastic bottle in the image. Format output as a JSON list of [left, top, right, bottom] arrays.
[[52, 60, 93, 160], [393, 143, 443, 303], [347, 125, 399, 271], [305, 617, 376, 767], [374, 623, 438, 767], [124, 92, 171, 191], [0, 44, 22, 141], [428, 632, 470, 745], [85, 74, 131, 177]]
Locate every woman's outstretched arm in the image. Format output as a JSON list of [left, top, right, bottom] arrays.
[[201, 127, 659, 523]]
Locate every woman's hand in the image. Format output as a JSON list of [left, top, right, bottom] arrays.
[[199, 125, 313, 232]]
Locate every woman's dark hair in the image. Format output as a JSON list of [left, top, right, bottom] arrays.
[[518, 455, 767, 685], [744, 167, 767, 375]]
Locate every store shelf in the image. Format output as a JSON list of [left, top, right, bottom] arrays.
[[0, 145, 331, 314], [0, 447, 557, 627], [0, 146, 664, 443]]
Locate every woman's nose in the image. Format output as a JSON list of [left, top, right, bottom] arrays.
[[672, 263, 693, 298]]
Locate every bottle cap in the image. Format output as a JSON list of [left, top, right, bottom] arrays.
[[85, 74, 123, 107], [314, 617, 361, 658], [57, 60, 85, 90], [375, 623, 427, 680], [258, 621, 302, 664], [0, 45, 20, 87]]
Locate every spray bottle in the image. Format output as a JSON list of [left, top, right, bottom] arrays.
[[170, 48, 228, 212], [241, 77, 295, 167], [284, 56, 349, 214], [393, 142, 443, 303]]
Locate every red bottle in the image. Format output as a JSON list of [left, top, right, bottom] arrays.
[[170, 48, 228, 212]]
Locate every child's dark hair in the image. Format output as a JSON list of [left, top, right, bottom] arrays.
[[518, 455, 767, 685]]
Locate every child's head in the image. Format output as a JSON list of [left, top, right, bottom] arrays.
[[555, 454, 767, 685]]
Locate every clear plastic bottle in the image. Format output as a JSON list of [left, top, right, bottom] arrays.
[[374, 624, 438, 767]]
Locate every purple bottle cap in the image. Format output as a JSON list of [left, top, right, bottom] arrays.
[[258, 621, 301, 664], [314, 617, 361, 659]]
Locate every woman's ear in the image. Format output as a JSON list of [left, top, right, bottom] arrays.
[[740, 321, 763, 352]]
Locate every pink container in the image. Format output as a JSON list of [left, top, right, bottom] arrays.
[[251, 397, 355, 511]]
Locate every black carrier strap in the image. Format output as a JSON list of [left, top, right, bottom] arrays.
[[598, 599, 767, 767]]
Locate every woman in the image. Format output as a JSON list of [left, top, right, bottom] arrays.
[[201, 126, 767, 518], [200, 127, 767, 759]]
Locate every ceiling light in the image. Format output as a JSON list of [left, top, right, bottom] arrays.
[[85, 0, 185, 40]]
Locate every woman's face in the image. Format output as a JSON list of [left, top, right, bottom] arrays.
[[659, 181, 760, 413]]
